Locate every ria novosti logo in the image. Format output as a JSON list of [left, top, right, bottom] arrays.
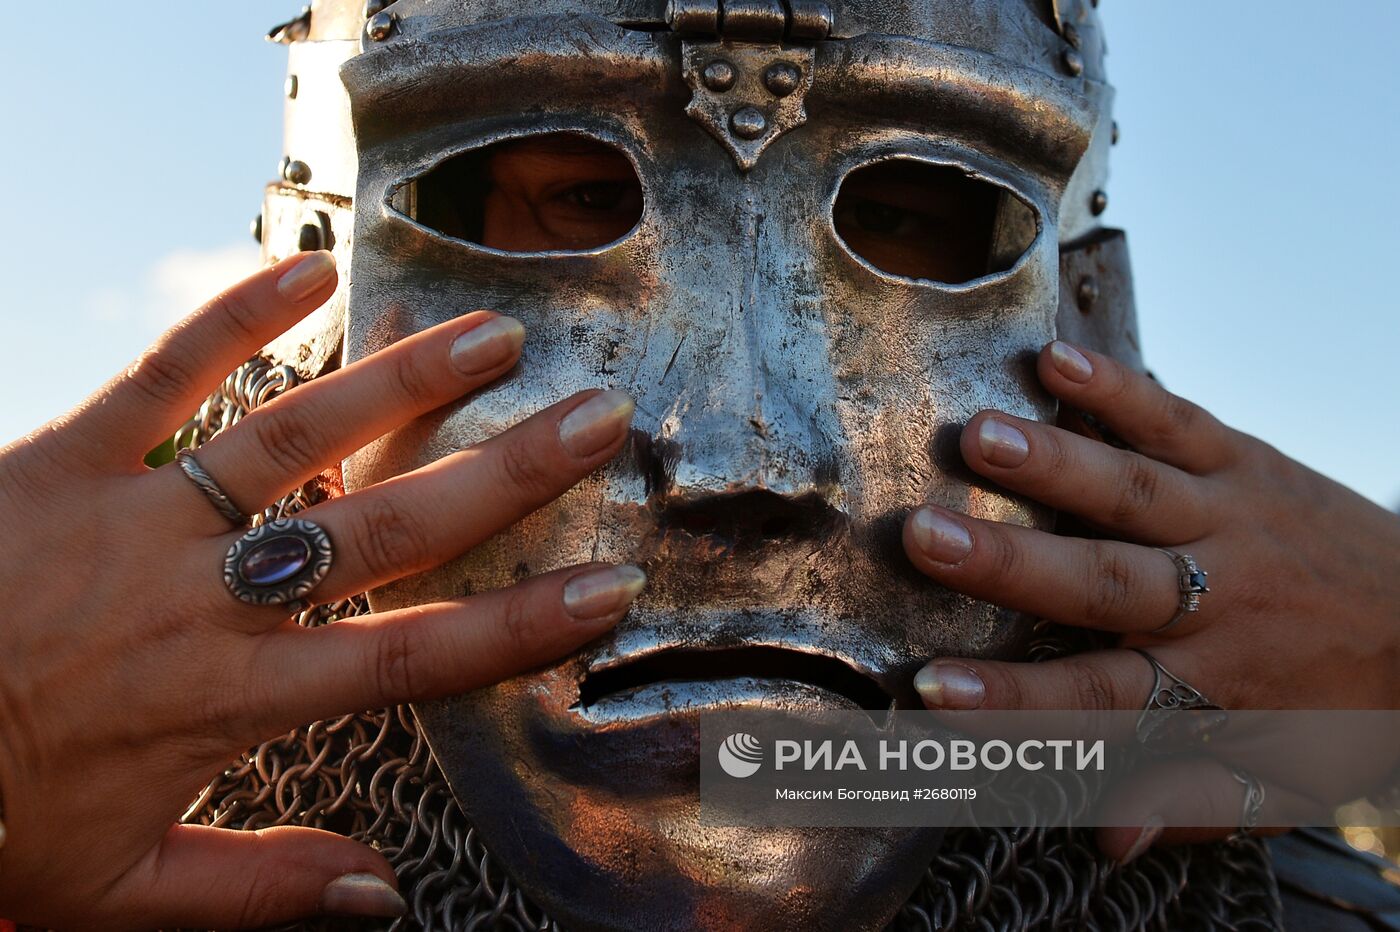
[[718, 733, 764, 778]]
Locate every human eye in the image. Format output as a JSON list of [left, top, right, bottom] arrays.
[[559, 180, 636, 213], [833, 159, 1036, 283], [392, 133, 644, 251], [845, 197, 936, 237]]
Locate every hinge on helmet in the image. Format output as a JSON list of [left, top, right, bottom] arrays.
[[669, 1, 832, 171], [666, 0, 834, 43]]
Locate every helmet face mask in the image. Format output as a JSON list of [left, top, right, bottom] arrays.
[[263, 1, 1130, 927]]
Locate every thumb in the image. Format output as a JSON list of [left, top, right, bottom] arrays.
[[109, 823, 405, 929]]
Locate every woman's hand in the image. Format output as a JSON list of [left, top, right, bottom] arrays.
[[903, 340, 1400, 858], [0, 252, 644, 928]]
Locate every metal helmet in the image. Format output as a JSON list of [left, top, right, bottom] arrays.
[[253, 1, 1146, 929]]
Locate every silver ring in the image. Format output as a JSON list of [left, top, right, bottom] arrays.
[[1132, 648, 1226, 748], [175, 448, 251, 527], [1227, 767, 1265, 842], [1152, 548, 1210, 634], [224, 518, 334, 613]]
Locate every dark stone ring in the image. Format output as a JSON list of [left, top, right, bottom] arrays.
[[1152, 548, 1210, 634], [223, 518, 334, 613]]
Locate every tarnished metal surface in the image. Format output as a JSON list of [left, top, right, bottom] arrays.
[[281, 39, 359, 199], [307, 0, 374, 42], [334, 4, 1102, 925], [268, 7, 312, 45], [1055, 229, 1143, 372], [680, 40, 817, 170], [230, 1, 1282, 929], [257, 185, 352, 380], [178, 361, 1284, 931]]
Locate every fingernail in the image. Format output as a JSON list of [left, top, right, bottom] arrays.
[[276, 251, 336, 302], [910, 507, 973, 564], [1118, 817, 1165, 866], [563, 565, 648, 621], [558, 390, 635, 458], [978, 419, 1030, 468], [450, 316, 525, 376], [914, 663, 986, 710], [1050, 341, 1094, 383], [321, 872, 407, 918]]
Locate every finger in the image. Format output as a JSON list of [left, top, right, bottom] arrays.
[[198, 388, 634, 620], [107, 823, 404, 928], [70, 252, 339, 466], [1038, 341, 1235, 474], [959, 410, 1210, 543], [903, 505, 1192, 633], [250, 563, 644, 733], [303, 388, 633, 605], [913, 649, 1152, 711], [176, 311, 525, 526], [1095, 759, 1293, 863]]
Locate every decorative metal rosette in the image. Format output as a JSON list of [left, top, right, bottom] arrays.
[[223, 518, 334, 611]]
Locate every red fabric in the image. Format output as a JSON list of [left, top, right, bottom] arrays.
[[0, 920, 16, 932]]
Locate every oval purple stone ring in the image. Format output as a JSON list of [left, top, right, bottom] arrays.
[[223, 518, 334, 613]]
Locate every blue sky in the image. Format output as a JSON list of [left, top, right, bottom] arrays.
[[0, 3, 1395, 507]]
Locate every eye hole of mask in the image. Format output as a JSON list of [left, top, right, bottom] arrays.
[[393, 132, 644, 253], [833, 160, 1038, 284]]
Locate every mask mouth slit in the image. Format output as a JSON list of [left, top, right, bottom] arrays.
[[654, 490, 845, 546], [576, 646, 893, 714]]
